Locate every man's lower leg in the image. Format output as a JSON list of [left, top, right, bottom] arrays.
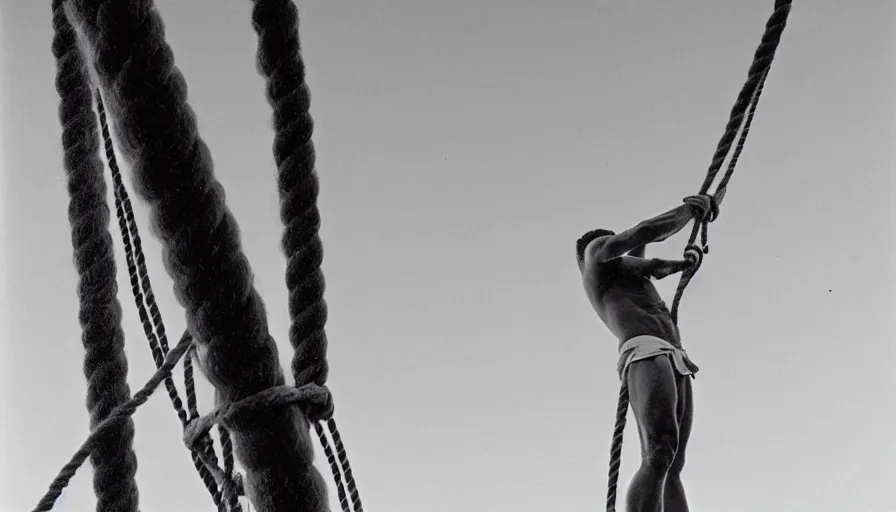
[[625, 460, 669, 512], [662, 472, 688, 512]]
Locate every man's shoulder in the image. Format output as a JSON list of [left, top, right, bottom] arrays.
[[583, 236, 609, 260], [582, 258, 617, 289], [583, 248, 616, 273]]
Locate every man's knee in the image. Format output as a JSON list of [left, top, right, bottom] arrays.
[[669, 447, 686, 475], [643, 431, 679, 470]]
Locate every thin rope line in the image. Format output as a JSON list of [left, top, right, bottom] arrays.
[[33, 333, 193, 512], [328, 419, 364, 512], [314, 422, 351, 512]]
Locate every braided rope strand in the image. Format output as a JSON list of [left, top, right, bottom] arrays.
[[669, 65, 770, 325], [249, 0, 364, 505], [605, 386, 629, 512], [669, 0, 791, 323], [52, 4, 141, 511], [697, 0, 792, 200], [70, 0, 282, 413], [315, 422, 351, 512], [218, 426, 244, 511], [714, 70, 769, 207], [328, 419, 364, 512], [250, 0, 328, 390]]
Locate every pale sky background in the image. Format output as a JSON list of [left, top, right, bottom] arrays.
[[2, 1, 895, 511]]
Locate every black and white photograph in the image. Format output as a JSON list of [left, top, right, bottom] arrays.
[[1, 1, 893, 511]]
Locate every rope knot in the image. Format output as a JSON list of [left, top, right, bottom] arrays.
[[179, 383, 334, 503], [683, 245, 704, 269], [182, 383, 334, 451], [684, 244, 704, 268], [300, 384, 335, 422], [683, 194, 715, 222], [707, 195, 720, 223]]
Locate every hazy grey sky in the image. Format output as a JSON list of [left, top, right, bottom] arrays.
[[2, 1, 894, 511]]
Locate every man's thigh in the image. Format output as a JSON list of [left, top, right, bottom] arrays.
[[626, 355, 681, 448], [670, 374, 693, 472]]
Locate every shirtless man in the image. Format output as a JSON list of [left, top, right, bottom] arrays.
[[576, 194, 713, 512]]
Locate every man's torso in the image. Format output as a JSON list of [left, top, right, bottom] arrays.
[[582, 258, 681, 348]]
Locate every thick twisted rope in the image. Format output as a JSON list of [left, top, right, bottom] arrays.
[[604, 386, 629, 512], [669, 0, 792, 325], [669, 69, 769, 325], [51, 3, 141, 511], [250, 0, 327, 390], [605, 3, 793, 511], [250, 0, 363, 509], [64, 1, 331, 509], [97, 90, 242, 512]]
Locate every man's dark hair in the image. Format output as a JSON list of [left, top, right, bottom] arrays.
[[576, 228, 616, 264]]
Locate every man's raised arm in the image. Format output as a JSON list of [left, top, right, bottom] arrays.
[[616, 256, 694, 281], [591, 195, 712, 263]]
